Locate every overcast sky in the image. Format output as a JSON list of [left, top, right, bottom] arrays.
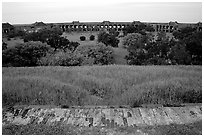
[[2, 1, 202, 24]]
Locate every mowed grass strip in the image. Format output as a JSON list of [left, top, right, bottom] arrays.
[[2, 65, 202, 107]]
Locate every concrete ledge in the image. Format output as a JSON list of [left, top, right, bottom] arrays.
[[2, 105, 202, 127]]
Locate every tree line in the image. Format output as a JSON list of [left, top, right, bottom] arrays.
[[2, 23, 202, 67], [122, 24, 202, 65]]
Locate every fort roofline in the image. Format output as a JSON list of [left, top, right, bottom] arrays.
[[2, 21, 202, 34]]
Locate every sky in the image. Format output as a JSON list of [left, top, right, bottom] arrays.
[[2, 0, 202, 24]]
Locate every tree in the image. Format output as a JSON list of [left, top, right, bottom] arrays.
[[2, 41, 50, 67], [80, 36, 86, 41], [89, 35, 95, 41], [97, 31, 119, 47], [184, 31, 202, 64], [122, 25, 137, 35], [124, 32, 174, 65], [173, 27, 202, 65], [122, 33, 143, 49], [68, 41, 80, 51], [74, 43, 114, 65], [173, 27, 196, 40], [156, 31, 169, 41], [123, 33, 148, 65], [109, 29, 119, 37], [47, 34, 70, 51], [2, 41, 7, 50], [23, 28, 71, 52], [168, 42, 191, 65], [37, 50, 82, 66], [8, 30, 26, 38], [122, 22, 150, 35], [145, 25, 155, 32]]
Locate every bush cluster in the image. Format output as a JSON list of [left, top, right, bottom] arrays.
[[2, 42, 7, 50], [3, 40, 114, 67], [38, 43, 114, 66], [80, 36, 86, 41], [124, 27, 202, 65], [74, 43, 114, 65], [37, 50, 82, 66], [89, 35, 95, 41], [97, 31, 119, 47], [3, 41, 50, 67], [7, 30, 26, 38]]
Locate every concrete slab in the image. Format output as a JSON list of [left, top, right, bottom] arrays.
[[163, 107, 183, 124], [77, 117, 88, 127], [66, 116, 75, 125], [12, 116, 31, 125], [171, 107, 196, 124], [64, 109, 71, 118], [101, 109, 111, 120], [113, 115, 124, 127], [112, 108, 124, 127], [86, 109, 95, 118], [139, 108, 157, 126], [53, 108, 66, 117], [152, 107, 173, 125], [187, 106, 202, 119], [14, 109, 21, 116], [20, 108, 31, 118], [3, 105, 202, 127], [77, 109, 88, 118], [37, 117, 44, 124], [73, 117, 84, 126], [93, 109, 103, 127], [72, 117, 82, 126], [73, 109, 80, 117], [122, 108, 138, 127], [132, 108, 146, 126]]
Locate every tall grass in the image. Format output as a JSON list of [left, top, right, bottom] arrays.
[[2, 65, 202, 107]]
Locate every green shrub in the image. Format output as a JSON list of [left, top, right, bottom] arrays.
[[122, 33, 143, 49], [37, 50, 82, 66], [74, 43, 114, 65], [2, 41, 50, 67], [89, 35, 95, 41], [8, 30, 26, 38], [23, 28, 70, 51], [2, 42, 7, 50], [97, 31, 119, 47], [69, 41, 80, 51], [80, 36, 86, 41]]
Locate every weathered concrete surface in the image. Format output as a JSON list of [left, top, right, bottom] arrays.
[[2, 105, 202, 127]]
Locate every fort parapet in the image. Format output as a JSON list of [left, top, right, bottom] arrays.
[[2, 21, 202, 34]]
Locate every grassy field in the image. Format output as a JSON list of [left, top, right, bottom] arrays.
[[2, 65, 201, 107]]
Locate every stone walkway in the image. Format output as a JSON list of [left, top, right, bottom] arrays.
[[2, 105, 202, 127]]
